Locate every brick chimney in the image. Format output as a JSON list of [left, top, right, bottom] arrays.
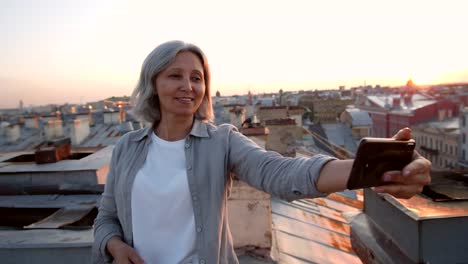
[[35, 137, 72, 164]]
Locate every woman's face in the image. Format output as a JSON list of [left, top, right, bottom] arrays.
[[154, 51, 205, 120]]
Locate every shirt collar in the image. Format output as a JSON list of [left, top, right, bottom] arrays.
[[131, 119, 210, 142]]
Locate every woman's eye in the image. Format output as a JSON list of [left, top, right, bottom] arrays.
[[191, 76, 201, 82], [169, 74, 181, 79]]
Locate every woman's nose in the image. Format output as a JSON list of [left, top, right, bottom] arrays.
[[180, 77, 193, 92]]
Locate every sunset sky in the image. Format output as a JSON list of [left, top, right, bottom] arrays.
[[1, 0, 467, 108]]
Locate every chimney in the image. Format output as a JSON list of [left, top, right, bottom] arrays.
[[438, 109, 446, 121], [55, 111, 61, 120], [35, 137, 71, 164], [229, 107, 246, 128], [88, 106, 94, 126], [25, 116, 39, 129], [264, 118, 299, 157], [392, 97, 401, 108], [44, 120, 64, 140], [287, 106, 305, 127], [6, 124, 21, 143], [119, 105, 126, 123], [0, 122, 8, 137], [403, 94, 412, 105], [71, 119, 90, 145], [241, 117, 270, 137], [104, 110, 122, 125]]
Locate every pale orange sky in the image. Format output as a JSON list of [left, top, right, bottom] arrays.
[[1, 0, 468, 108]]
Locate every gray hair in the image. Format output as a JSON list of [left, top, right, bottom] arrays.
[[131, 40, 213, 124]]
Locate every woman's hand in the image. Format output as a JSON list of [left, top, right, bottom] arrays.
[[107, 236, 144, 264], [373, 127, 432, 199]]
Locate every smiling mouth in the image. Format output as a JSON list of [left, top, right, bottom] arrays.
[[175, 97, 194, 103]]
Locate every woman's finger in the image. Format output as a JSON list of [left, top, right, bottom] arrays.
[[392, 127, 412, 140], [381, 170, 431, 185], [402, 157, 431, 178], [129, 250, 144, 264], [373, 184, 424, 199]]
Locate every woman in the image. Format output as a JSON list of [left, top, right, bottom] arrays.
[[93, 40, 431, 264]]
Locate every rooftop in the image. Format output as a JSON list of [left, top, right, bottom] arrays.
[[414, 117, 459, 135], [345, 108, 372, 127], [271, 192, 363, 263], [321, 123, 359, 156], [366, 93, 436, 113]]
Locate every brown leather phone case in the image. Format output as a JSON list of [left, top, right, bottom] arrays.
[[346, 138, 415, 190]]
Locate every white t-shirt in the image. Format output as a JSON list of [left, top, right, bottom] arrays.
[[131, 132, 198, 264]]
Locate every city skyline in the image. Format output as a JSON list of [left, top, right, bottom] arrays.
[[1, 0, 468, 108]]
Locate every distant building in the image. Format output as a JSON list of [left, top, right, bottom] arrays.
[[459, 107, 468, 169], [298, 95, 354, 123], [257, 106, 288, 122], [339, 108, 372, 139], [412, 118, 459, 169], [256, 106, 304, 127], [0, 110, 135, 152], [355, 90, 457, 138]]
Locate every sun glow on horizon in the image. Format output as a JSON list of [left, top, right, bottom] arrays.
[[0, 0, 468, 107]]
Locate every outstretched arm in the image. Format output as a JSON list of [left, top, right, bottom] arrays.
[[316, 127, 431, 199]]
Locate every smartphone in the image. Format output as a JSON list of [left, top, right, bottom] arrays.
[[346, 137, 416, 190]]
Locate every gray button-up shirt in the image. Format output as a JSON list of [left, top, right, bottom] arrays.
[[92, 120, 335, 263]]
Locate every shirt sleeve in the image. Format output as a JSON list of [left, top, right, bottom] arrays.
[[92, 144, 124, 263], [227, 126, 337, 201]]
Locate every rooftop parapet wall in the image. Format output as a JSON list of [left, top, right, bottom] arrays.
[[351, 170, 468, 263], [0, 146, 112, 186]]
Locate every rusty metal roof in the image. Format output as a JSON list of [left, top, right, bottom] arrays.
[[271, 192, 363, 264]]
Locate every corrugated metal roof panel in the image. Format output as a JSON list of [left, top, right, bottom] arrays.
[[272, 192, 363, 264]]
